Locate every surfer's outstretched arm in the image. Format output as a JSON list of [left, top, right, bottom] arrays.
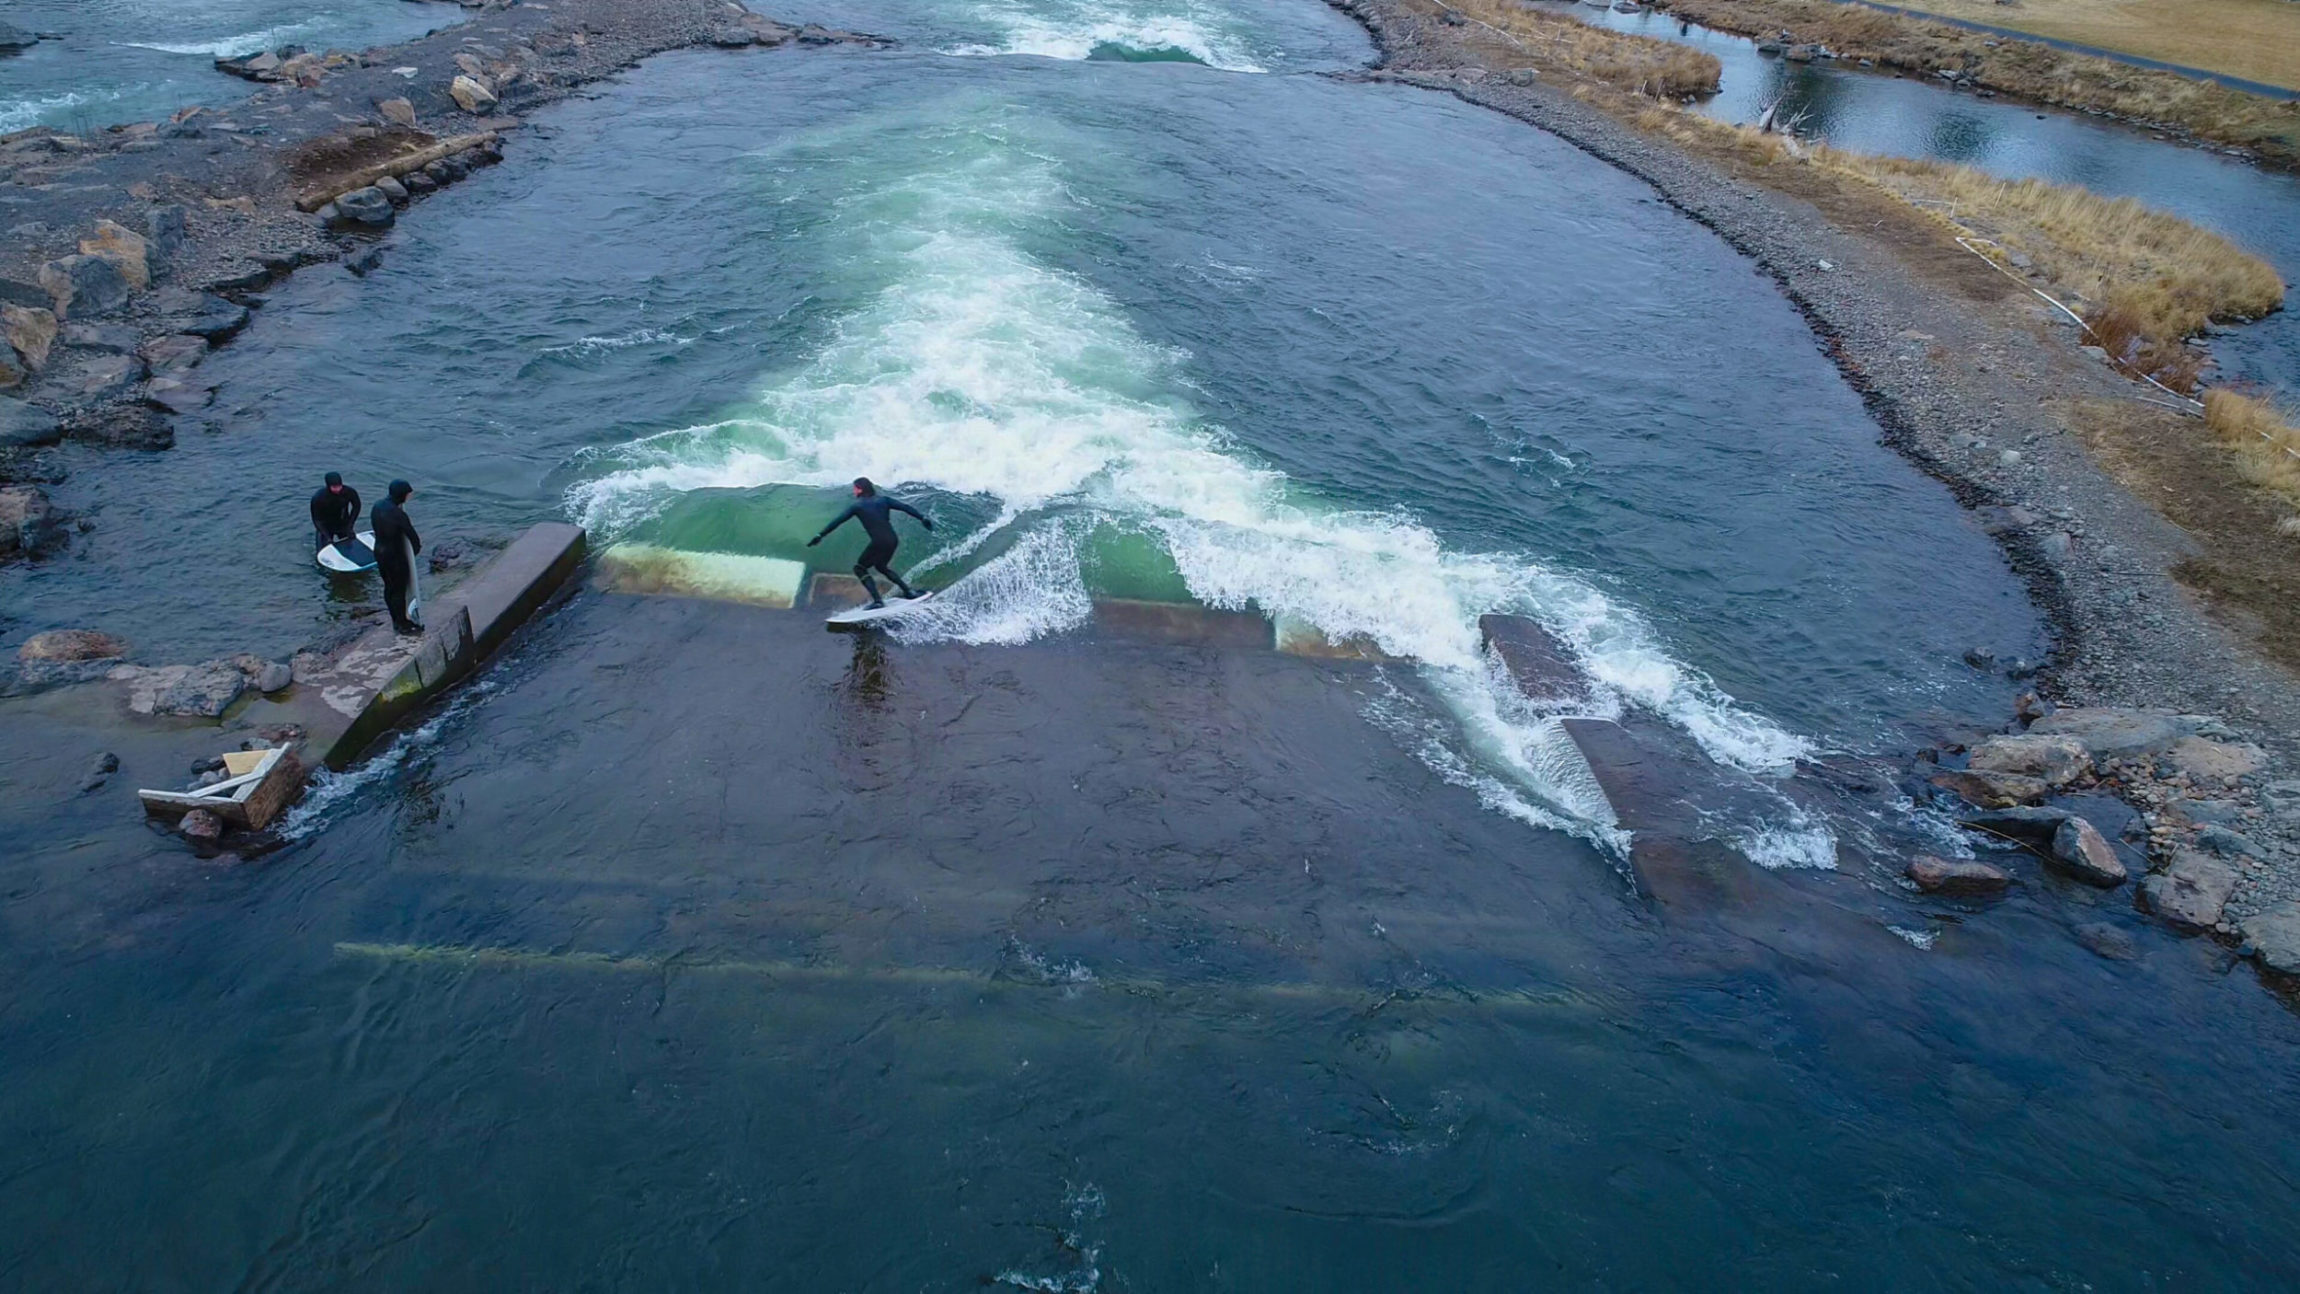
[[889, 498, 933, 530], [806, 506, 859, 547]]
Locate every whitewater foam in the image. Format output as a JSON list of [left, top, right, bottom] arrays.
[[120, 22, 322, 57], [566, 113, 1816, 837], [945, 0, 1269, 71]]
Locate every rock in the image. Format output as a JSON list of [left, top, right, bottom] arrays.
[[20, 629, 127, 665], [2244, 904, 2300, 976], [2048, 816, 2126, 888], [0, 398, 60, 448], [3, 304, 57, 371], [2263, 781, 2300, 823], [1961, 805, 2070, 845], [2025, 707, 2200, 761], [2194, 824, 2261, 859], [178, 808, 224, 841], [329, 187, 396, 229], [255, 661, 292, 693], [112, 659, 246, 718], [2072, 922, 2138, 961], [166, 294, 251, 343], [78, 751, 120, 793], [373, 175, 409, 203], [136, 203, 186, 266], [64, 353, 148, 401], [0, 484, 68, 559], [143, 377, 216, 415], [2167, 798, 2241, 826], [1906, 855, 2010, 896], [0, 350, 21, 391], [449, 75, 498, 112], [711, 25, 760, 46], [0, 23, 38, 50], [37, 255, 133, 319], [78, 219, 152, 290], [377, 97, 417, 127], [2139, 850, 2237, 932], [138, 333, 208, 374], [426, 540, 469, 572], [61, 322, 141, 353], [2160, 736, 2266, 784], [1930, 767, 2048, 808], [453, 52, 486, 76], [64, 403, 172, 450], [1966, 734, 2089, 788], [403, 170, 438, 195], [344, 246, 383, 277]]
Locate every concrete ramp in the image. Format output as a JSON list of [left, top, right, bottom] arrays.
[[1561, 716, 1768, 909], [1091, 597, 1274, 649], [598, 543, 806, 609], [1480, 613, 1590, 706]]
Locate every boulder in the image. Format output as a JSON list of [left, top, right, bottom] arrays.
[[2264, 781, 2300, 823], [65, 353, 147, 401], [2047, 816, 2126, 887], [78, 219, 152, 290], [373, 175, 409, 203], [2025, 707, 2200, 762], [146, 205, 188, 263], [1479, 613, 1589, 705], [0, 398, 60, 448], [2193, 825, 2260, 860], [165, 293, 251, 343], [143, 377, 216, 415], [329, 187, 395, 229], [2139, 850, 2237, 933], [79, 751, 120, 793], [377, 97, 417, 127], [0, 484, 68, 559], [2244, 904, 2300, 976], [1930, 767, 2048, 808], [2072, 922, 2138, 961], [712, 26, 760, 46], [1906, 855, 2010, 896], [64, 404, 173, 450], [403, 170, 438, 195], [112, 660, 246, 718], [254, 661, 293, 693], [38, 255, 133, 319], [20, 628, 128, 663], [178, 808, 225, 841], [138, 333, 208, 374], [59, 322, 140, 353], [1967, 733, 2089, 787], [1960, 805, 2070, 846], [2160, 736, 2266, 784], [449, 75, 498, 112], [2, 304, 57, 370], [453, 52, 486, 76]]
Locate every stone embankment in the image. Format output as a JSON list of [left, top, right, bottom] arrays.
[[1329, 0, 2300, 988], [0, 0, 882, 522]]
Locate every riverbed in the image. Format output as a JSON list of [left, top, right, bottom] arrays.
[[4, 0, 2299, 1287]]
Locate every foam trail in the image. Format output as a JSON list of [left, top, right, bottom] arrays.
[[945, 0, 1269, 71], [120, 22, 323, 56], [567, 110, 1816, 837]]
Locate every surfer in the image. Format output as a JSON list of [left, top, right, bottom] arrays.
[[371, 479, 423, 635], [309, 471, 361, 551], [806, 478, 934, 609]]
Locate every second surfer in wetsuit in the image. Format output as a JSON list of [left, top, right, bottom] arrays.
[[807, 477, 933, 609]]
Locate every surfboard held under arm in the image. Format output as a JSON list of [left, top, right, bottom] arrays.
[[825, 590, 937, 630]]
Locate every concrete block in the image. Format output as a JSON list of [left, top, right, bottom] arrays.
[[1092, 597, 1273, 650], [1274, 615, 1396, 662], [598, 542, 805, 609], [1481, 613, 1589, 706]]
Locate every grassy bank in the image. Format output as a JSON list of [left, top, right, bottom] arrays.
[[2204, 390, 2300, 509], [1653, 0, 2300, 170], [1836, 0, 2300, 93], [1445, 0, 1722, 95]]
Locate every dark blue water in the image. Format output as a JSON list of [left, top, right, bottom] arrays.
[[4, 10, 2294, 1291]]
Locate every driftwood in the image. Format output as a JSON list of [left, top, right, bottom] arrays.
[[294, 132, 498, 211]]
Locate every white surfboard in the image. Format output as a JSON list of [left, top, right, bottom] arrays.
[[317, 531, 379, 573], [404, 537, 424, 625], [825, 590, 937, 629]]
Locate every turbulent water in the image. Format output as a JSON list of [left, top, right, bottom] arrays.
[[0, 0, 461, 133], [8, 1, 2297, 1288]]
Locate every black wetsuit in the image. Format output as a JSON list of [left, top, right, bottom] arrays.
[[811, 494, 932, 602], [371, 499, 422, 630], [310, 484, 361, 549]]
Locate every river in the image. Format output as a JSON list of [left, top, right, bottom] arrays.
[[1555, 0, 2300, 399], [3, 0, 2297, 1287]]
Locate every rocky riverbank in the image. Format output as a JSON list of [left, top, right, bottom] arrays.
[[1321, 0, 2300, 978], [0, 0, 880, 497]]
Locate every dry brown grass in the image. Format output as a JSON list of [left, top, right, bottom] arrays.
[[1656, 0, 2300, 168], [1837, 0, 2300, 92], [2204, 388, 2300, 505], [1444, 0, 1724, 96]]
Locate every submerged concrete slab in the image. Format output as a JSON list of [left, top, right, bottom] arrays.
[[1093, 597, 1273, 650], [1561, 716, 1767, 909], [242, 521, 586, 769], [598, 543, 806, 609], [1480, 613, 1589, 706], [1274, 615, 1397, 663]]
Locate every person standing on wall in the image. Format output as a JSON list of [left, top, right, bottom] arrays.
[[371, 479, 424, 635]]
